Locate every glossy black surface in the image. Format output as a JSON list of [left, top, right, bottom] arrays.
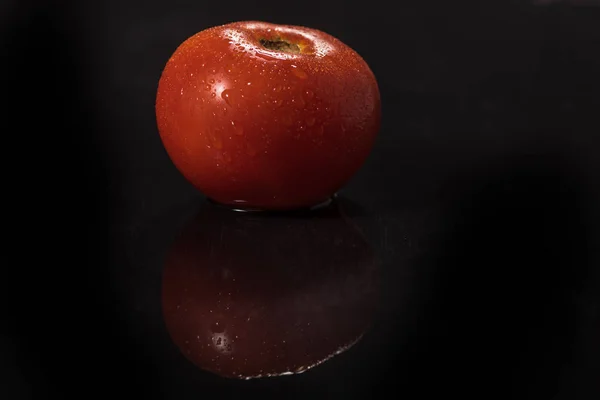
[[3, 1, 599, 399]]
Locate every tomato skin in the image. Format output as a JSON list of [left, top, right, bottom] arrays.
[[156, 21, 381, 210]]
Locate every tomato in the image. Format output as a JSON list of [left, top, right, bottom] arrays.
[[156, 21, 381, 210]]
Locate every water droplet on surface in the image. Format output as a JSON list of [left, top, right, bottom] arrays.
[[180, 88, 184, 95], [221, 89, 234, 106], [231, 120, 244, 135], [273, 85, 282, 92], [304, 89, 314, 100], [204, 84, 211, 91], [273, 98, 283, 107], [209, 78, 215, 84], [306, 116, 316, 126], [291, 66, 308, 79], [211, 92, 216, 98]]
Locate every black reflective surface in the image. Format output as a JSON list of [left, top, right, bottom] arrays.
[[4, 1, 600, 399], [110, 163, 598, 398]]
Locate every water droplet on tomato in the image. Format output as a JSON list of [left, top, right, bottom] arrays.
[[221, 89, 233, 106], [231, 120, 244, 135], [211, 92, 216, 98], [291, 66, 308, 79], [209, 78, 215, 84], [204, 84, 211, 91]]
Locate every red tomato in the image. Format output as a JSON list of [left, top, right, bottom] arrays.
[[156, 21, 381, 210]]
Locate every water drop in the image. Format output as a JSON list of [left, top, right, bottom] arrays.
[[211, 92, 216, 98], [231, 120, 244, 136], [291, 66, 308, 79], [273, 98, 283, 107], [209, 78, 215, 84], [304, 89, 314, 100], [221, 89, 233, 106], [204, 84, 211, 91]]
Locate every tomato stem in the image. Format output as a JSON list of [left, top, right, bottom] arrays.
[[258, 38, 300, 53]]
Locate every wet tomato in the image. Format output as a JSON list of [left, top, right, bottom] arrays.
[[156, 21, 381, 210]]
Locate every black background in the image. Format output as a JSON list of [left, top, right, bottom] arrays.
[[2, 0, 599, 398]]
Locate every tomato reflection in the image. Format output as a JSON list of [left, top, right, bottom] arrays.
[[161, 198, 379, 379]]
